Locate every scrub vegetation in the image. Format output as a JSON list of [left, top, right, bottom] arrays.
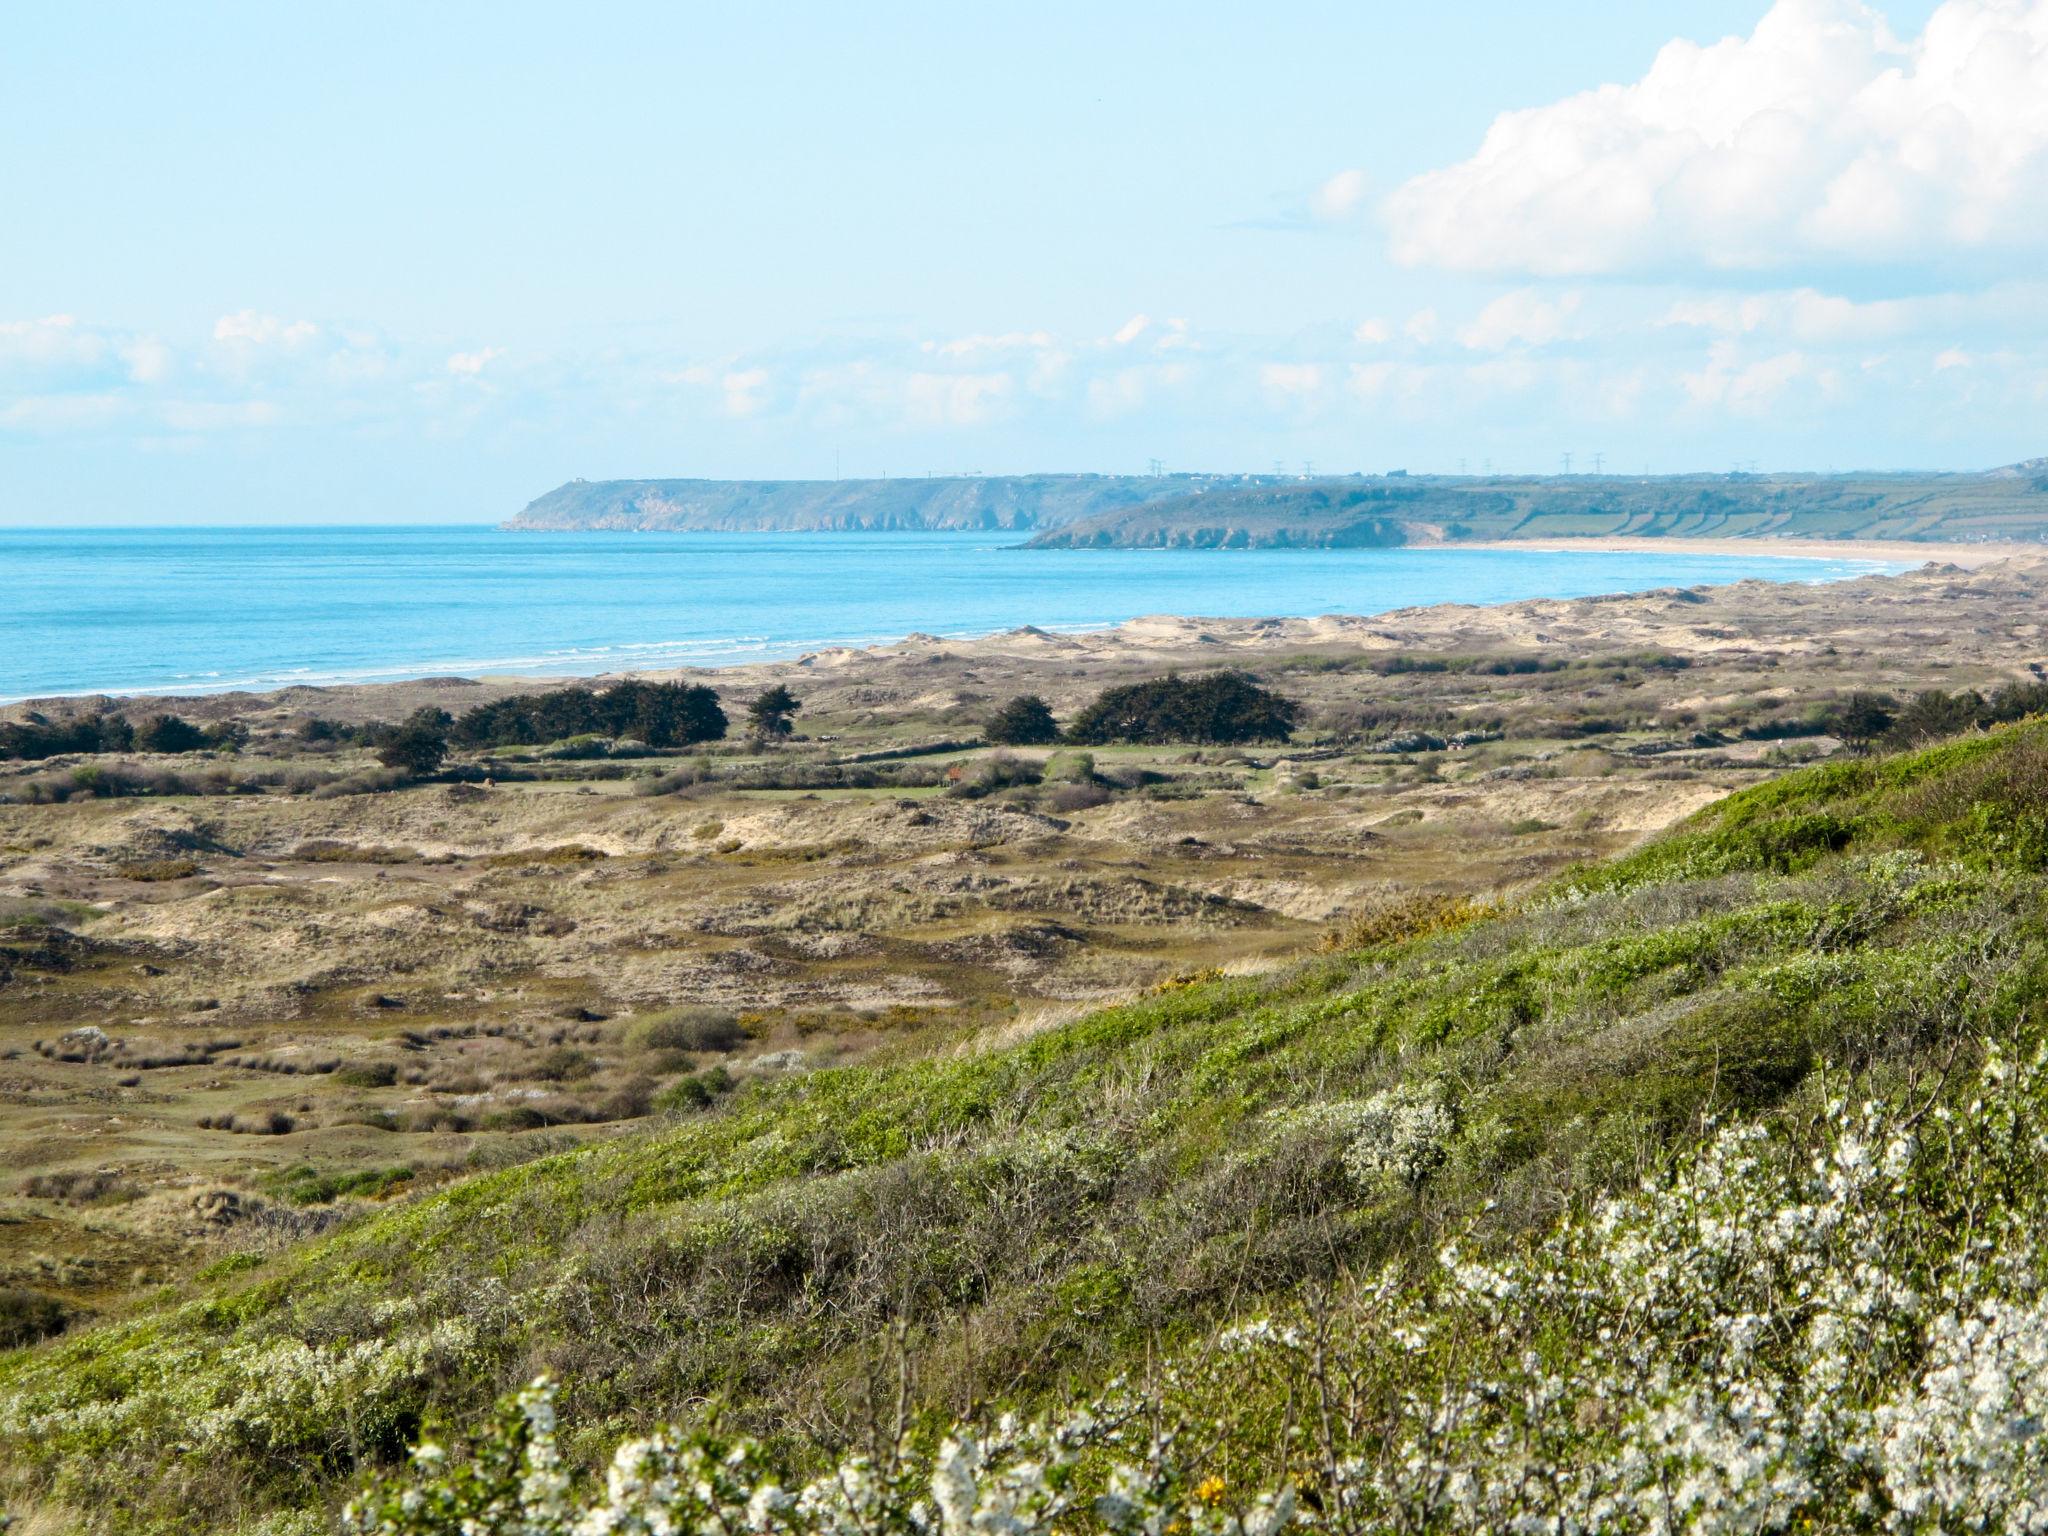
[[7, 717, 2048, 1530]]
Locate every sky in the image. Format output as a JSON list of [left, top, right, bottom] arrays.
[[7, 0, 2048, 525]]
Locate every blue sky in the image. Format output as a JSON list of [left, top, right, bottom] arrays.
[[10, 0, 2048, 524]]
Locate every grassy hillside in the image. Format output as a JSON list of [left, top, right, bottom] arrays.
[[6, 722, 2048, 1531], [1026, 466, 2048, 548]]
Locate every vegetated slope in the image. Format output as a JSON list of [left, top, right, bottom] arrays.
[[1026, 464, 2048, 548], [8, 723, 2048, 1531], [504, 474, 1259, 532]]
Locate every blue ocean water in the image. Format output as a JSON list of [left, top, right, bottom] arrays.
[[0, 526, 1897, 702]]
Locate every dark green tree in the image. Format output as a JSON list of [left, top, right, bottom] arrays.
[[201, 719, 250, 753], [985, 694, 1060, 746], [1824, 692, 1898, 749], [377, 707, 452, 776], [746, 685, 801, 742], [135, 714, 207, 754]]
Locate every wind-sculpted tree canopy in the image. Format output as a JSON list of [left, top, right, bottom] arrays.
[[1065, 671, 1302, 745], [375, 707, 452, 777], [746, 684, 802, 742], [451, 682, 727, 749], [984, 693, 1061, 746]]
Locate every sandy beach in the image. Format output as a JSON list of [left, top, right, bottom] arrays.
[[1457, 535, 2044, 567]]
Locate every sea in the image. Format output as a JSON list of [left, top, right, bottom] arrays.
[[0, 526, 1900, 702]]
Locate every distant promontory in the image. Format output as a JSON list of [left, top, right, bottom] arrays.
[[506, 462, 2048, 547]]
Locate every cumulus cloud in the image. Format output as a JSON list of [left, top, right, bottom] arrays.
[[446, 347, 504, 376], [1258, 362, 1325, 400], [1353, 317, 1392, 346], [1110, 313, 1151, 346], [212, 310, 319, 348], [1459, 289, 1583, 350], [1311, 168, 1370, 220], [924, 330, 1055, 357], [904, 370, 1012, 426], [721, 367, 771, 417], [1386, 0, 2048, 277]]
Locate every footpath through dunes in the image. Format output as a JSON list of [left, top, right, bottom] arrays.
[[8, 719, 2048, 1531]]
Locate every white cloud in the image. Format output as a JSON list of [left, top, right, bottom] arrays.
[[1110, 313, 1151, 346], [0, 392, 125, 433], [1934, 345, 1974, 369], [159, 399, 283, 431], [721, 368, 772, 417], [1259, 362, 1325, 398], [1353, 317, 1391, 346], [212, 310, 319, 348], [0, 314, 106, 370], [1310, 168, 1370, 220], [446, 346, 504, 376], [121, 337, 173, 384], [1404, 307, 1440, 345], [925, 330, 1055, 357], [904, 370, 1013, 426], [1387, 0, 2048, 277], [1681, 341, 1819, 414], [1459, 289, 1583, 350]]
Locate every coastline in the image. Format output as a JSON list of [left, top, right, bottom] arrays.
[[9, 551, 2043, 722], [1454, 534, 2038, 567], [3, 536, 1917, 708]]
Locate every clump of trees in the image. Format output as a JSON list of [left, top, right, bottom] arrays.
[[1745, 680, 2048, 752], [451, 682, 728, 750], [1065, 671, 1302, 745], [0, 713, 135, 760], [0, 711, 244, 761]]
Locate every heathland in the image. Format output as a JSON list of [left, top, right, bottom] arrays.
[[3, 555, 2048, 1530]]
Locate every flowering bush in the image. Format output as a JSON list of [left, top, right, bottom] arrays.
[[358, 1039, 2048, 1534], [345, 1378, 1293, 1536]]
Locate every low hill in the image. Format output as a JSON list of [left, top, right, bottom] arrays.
[[1027, 464, 2048, 548], [7, 719, 2048, 1530], [504, 474, 1257, 532], [507, 465, 2048, 546]]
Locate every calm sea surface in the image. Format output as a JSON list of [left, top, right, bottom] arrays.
[[0, 526, 1897, 701]]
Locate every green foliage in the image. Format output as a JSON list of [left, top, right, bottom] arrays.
[[452, 682, 727, 750], [265, 1165, 414, 1207], [985, 694, 1061, 746], [135, 713, 208, 753], [0, 710, 135, 760], [1066, 671, 1302, 745], [746, 685, 802, 741], [375, 708, 452, 777]]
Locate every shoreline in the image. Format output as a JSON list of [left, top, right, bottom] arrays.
[[7, 542, 2038, 714], [1455, 535, 2038, 567]]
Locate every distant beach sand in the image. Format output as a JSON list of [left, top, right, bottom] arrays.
[[1456, 535, 2039, 567]]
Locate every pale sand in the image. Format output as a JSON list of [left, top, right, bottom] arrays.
[[1457, 535, 2043, 567]]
